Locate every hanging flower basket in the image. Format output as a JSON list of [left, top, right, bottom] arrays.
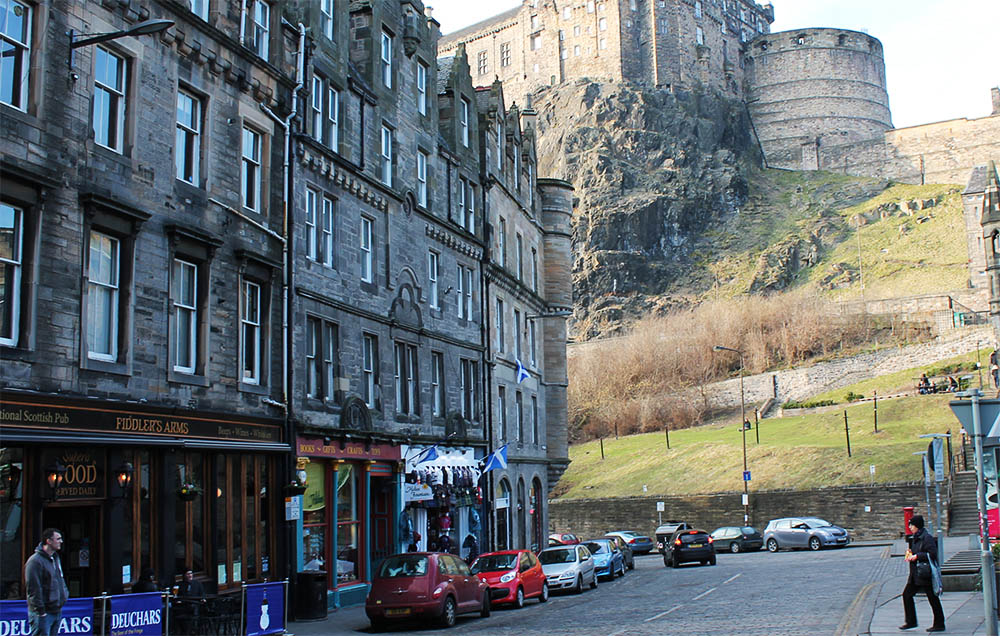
[[177, 483, 202, 501], [284, 480, 307, 496]]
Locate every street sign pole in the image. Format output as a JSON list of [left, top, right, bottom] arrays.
[[970, 392, 998, 636]]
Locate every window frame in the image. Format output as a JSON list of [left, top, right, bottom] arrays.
[[241, 126, 263, 213], [529, 319, 537, 366], [321, 196, 335, 268], [363, 333, 378, 409], [360, 216, 373, 283], [0, 202, 23, 347], [496, 297, 505, 353], [416, 61, 427, 115], [417, 150, 428, 208], [460, 97, 470, 147], [240, 278, 262, 385], [172, 258, 199, 374], [305, 187, 318, 261], [514, 309, 521, 360], [531, 395, 539, 445], [249, 0, 270, 59], [86, 231, 120, 362], [431, 351, 444, 417], [427, 250, 439, 309], [380, 29, 393, 89], [516, 233, 523, 280], [175, 89, 203, 185], [498, 386, 507, 441], [393, 341, 419, 416], [380, 125, 393, 187], [92, 46, 127, 153], [320, 0, 334, 39], [516, 391, 524, 442], [497, 218, 506, 267], [0, 0, 32, 111]]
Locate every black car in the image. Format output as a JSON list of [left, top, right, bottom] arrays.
[[710, 526, 764, 553], [663, 529, 716, 568], [654, 521, 691, 554]]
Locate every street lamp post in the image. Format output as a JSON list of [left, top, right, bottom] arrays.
[[714, 345, 748, 525], [68, 19, 174, 73]]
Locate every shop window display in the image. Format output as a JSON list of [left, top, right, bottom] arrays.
[[337, 466, 359, 584], [404, 455, 483, 561], [302, 461, 327, 572]]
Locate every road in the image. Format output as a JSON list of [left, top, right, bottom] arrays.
[[292, 545, 888, 635]]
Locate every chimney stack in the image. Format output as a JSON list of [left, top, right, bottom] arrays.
[[992, 87, 1000, 116]]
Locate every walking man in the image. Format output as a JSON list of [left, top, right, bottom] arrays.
[[24, 528, 68, 636]]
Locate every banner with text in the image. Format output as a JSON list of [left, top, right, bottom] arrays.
[[245, 582, 285, 636], [110, 592, 162, 636], [0, 597, 94, 636]]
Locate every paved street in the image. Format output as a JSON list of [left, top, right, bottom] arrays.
[[291, 545, 887, 635]]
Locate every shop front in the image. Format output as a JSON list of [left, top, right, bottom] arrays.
[[401, 446, 484, 562], [294, 436, 401, 607], [0, 391, 290, 599]]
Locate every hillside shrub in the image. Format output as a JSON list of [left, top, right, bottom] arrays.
[[782, 399, 836, 409], [845, 391, 864, 402]]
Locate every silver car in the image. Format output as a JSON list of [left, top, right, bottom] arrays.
[[763, 517, 851, 552], [538, 544, 598, 594]]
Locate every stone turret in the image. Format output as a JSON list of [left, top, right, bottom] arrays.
[[537, 178, 574, 492]]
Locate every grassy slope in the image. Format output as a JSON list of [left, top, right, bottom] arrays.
[[556, 349, 983, 500]]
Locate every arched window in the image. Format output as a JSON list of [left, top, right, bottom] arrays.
[[496, 479, 512, 550], [517, 478, 527, 549], [991, 231, 999, 258], [530, 477, 544, 553]]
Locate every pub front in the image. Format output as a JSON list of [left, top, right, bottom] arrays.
[[0, 391, 291, 599]]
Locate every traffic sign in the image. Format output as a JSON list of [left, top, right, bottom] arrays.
[[656, 501, 665, 512], [949, 398, 1000, 437], [743, 470, 751, 482]]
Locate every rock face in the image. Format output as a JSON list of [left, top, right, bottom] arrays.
[[532, 81, 760, 338]]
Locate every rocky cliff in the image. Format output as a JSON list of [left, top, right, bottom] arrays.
[[531, 81, 894, 339]]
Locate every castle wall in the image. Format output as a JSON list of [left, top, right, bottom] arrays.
[[745, 28, 892, 171]]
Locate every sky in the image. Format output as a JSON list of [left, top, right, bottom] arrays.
[[426, 0, 1000, 129]]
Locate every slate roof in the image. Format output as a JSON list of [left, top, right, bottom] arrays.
[[438, 6, 520, 48], [966, 162, 999, 195]]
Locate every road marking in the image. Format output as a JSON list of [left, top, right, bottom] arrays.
[[692, 586, 717, 601], [644, 605, 681, 622], [723, 573, 742, 585]]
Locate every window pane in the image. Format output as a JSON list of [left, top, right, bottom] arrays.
[[336, 523, 359, 584]]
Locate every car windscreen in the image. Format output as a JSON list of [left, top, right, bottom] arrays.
[[377, 555, 428, 578], [803, 518, 831, 528], [539, 549, 576, 565], [582, 541, 609, 554], [471, 554, 518, 573]]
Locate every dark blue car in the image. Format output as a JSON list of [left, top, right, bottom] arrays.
[[581, 539, 626, 580]]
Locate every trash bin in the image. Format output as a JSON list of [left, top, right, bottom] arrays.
[[295, 571, 328, 621]]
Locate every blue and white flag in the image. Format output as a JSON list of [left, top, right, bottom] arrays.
[[516, 359, 530, 384], [414, 445, 439, 464], [482, 444, 508, 473]]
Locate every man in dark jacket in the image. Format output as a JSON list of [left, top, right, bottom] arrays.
[[23, 528, 68, 636], [900, 515, 945, 632]]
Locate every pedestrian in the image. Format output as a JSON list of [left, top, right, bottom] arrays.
[[899, 515, 945, 632], [24, 527, 68, 636], [991, 347, 999, 389]]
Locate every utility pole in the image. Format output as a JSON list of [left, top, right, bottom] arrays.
[[844, 411, 851, 457]]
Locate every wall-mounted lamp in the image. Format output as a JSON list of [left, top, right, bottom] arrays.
[[68, 19, 174, 76], [44, 461, 67, 500], [2, 463, 22, 503], [115, 462, 134, 491]]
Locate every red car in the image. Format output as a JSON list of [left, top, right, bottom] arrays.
[[548, 532, 581, 546], [470, 550, 549, 608], [365, 552, 491, 630]]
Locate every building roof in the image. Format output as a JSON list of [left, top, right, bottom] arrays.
[[438, 6, 521, 49], [966, 163, 999, 195]]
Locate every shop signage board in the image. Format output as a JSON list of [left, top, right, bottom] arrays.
[[285, 495, 301, 521], [496, 496, 509, 509], [404, 482, 434, 502], [110, 592, 162, 636], [245, 582, 285, 636], [0, 598, 94, 635], [0, 395, 283, 444], [295, 436, 400, 461], [40, 449, 106, 500]]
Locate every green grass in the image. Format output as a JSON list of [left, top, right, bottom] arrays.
[[805, 348, 989, 404], [556, 393, 961, 500]]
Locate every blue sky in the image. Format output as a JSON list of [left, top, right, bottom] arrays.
[[428, 0, 999, 129]]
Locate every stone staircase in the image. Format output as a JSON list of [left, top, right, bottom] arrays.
[[948, 470, 980, 536]]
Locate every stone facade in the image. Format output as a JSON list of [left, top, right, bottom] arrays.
[[972, 162, 1000, 340], [437, 0, 773, 106], [549, 483, 935, 541]]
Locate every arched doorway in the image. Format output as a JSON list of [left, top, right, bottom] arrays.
[[530, 477, 543, 553], [496, 479, 512, 550], [517, 478, 526, 550]]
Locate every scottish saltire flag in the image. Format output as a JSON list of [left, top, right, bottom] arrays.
[[516, 359, 530, 384], [415, 445, 439, 464], [482, 444, 508, 473]]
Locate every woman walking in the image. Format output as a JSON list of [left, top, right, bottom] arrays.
[[900, 515, 945, 632]]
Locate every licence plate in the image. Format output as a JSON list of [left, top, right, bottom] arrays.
[[385, 608, 411, 616], [689, 543, 703, 548]]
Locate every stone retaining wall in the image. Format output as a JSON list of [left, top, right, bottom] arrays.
[[549, 482, 934, 542]]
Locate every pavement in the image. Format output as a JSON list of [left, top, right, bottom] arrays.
[[862, 536, 995, 635]]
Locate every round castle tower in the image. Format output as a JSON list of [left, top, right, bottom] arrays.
[[744, 28, 892, 171]]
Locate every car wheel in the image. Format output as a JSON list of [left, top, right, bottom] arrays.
[[439, 597, 457, 628], [539, 582, 549, 603], [767, 538, 779, 553], [480, 591, 491, 618], [617, 561, 624, 577], [590, 571, 598, 589], [671, 554, 680, 568], [514, 586, 525, 609], [709, 555, 717, 566], [574, 574, 583, 594], [370, 618, 386, 633], [730, 542, 741, 554], [628, 557, 635, 570], [663, 555, 671, 568], [809, 537, 822, 551]]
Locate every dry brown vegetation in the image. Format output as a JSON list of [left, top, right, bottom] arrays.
[[567, 293, 918, 442]]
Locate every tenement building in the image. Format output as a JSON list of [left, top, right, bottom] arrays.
[[0, 0, 572, 610]]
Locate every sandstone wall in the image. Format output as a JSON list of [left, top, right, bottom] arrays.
[[549, 483, 935, 541]]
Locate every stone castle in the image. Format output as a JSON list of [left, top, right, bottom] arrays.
[[439, 0, 1000, 185]]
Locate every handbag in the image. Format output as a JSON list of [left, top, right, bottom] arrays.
[[929, 558, 943, 596], [915, 560, 932, 586]]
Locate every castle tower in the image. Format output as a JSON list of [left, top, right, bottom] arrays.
[[537, 178, 575, 491], [745, 28, 892, 171]]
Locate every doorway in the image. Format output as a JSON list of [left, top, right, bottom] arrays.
[[42, 504, 101, 598], [370, 477, 394, 568]]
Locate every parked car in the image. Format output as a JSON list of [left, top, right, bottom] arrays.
[[605, 530, 656, 555], [548, 532, 581, 546], [365, 552, 490, 630], [710, 526, 764, 553], [655, 521, 692, 555], [663, 528, 716, 568], [581, 538, 626, 580], [470, 550, 548, 608], [538, 544, 599, 594], [763, 517, 851, 552], [603, 534, 635, 570]]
